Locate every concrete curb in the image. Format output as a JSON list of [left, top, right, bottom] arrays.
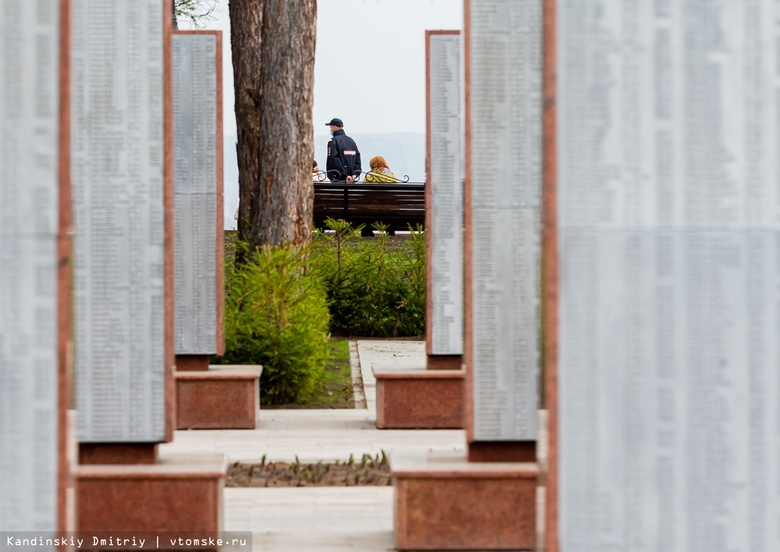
[[349, 340, 367, 410]]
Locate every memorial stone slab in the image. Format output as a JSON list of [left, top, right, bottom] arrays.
[[387, 9, 541, 549], [426, 31, 464, 358], [466, 0, 542, 443], [0, 0, 63, 531], [557, 2, 780, 550], [172, 32, 223, 356], [72, 0, 170, 444]]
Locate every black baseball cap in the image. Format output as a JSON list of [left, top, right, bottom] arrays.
[[325, 118, 344, 127]]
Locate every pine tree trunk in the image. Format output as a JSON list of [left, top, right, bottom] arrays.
[[229, 0, 263, 248], [230, 0, 316, 250]]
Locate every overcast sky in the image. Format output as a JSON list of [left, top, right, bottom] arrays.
[[184, 0, 464, 136]]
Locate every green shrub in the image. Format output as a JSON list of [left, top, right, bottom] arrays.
[[310, 218, 426, 337], [213, 221, 425, 406], [214, 241, 330, 406]]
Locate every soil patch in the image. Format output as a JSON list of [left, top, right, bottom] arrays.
[[226, 453, 391, 487]]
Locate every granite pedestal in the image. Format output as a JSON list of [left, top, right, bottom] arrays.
[[76, 452, 226, 542], [175, 365, 262, 429], [176, 354, 210, 372], [426, 354, 462, 370], [392, 452, 538, 551], [374, 367, 464, 429]]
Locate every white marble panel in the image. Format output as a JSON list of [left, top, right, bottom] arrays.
[[468, 0, 543, 441], [558, 2, 780, 550], [0, 0, 60, 534], [173, 194, 218, 353], [429, 33, 464, 356], [72, 0, 167, 442], [172, 33, 219, 355]]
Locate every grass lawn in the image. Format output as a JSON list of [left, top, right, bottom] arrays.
[[265, 338, 354, 409]]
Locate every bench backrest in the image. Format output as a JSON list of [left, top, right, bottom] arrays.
[[313, 182, 426, 229]]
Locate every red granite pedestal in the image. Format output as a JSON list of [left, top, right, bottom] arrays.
[[426, 354, 462, 370], [392, 451, 538, 551], [76, 451, 227, 544], [175, 365, 262, 429], [374, 367, 464, 429], [175, 354, 210, 372]]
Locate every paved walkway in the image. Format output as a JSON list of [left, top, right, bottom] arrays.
[[162, 408, 465, 464], [162, 340, 464, 464], [225, 487, 394, 552], [160, 340, 463, 551]]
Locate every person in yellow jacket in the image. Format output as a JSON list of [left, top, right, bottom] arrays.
[[364, 155, 400, 183]]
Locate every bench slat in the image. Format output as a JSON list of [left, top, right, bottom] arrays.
[[313, 182, 426, 229]]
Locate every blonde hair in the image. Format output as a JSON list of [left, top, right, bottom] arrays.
[[369, 155, 389, 171]]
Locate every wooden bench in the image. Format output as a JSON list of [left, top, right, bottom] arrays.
[[313, 182, 425, 232]]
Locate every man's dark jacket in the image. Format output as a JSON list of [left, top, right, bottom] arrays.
[[326, 129, 362, 181]]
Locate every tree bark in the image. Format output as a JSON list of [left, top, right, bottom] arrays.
[[229, 0, 263, 248], [230, 0, 316, 249]]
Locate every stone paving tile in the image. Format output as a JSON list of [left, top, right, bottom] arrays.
[[357, 340, 426, 373], [225, 488, 395, 552], [162, 408, 466, 463]]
